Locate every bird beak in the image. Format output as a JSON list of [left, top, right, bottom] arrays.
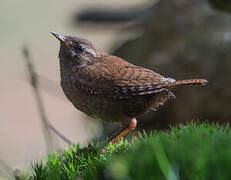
[[51, 31, 69, 48]]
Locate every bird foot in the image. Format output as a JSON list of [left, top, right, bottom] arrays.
[[76, 144, 97, 155]]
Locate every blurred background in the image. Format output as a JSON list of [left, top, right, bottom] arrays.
[[1, 0, 231, 175]]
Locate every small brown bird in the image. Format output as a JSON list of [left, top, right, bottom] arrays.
[[51, 32, 208, 144]]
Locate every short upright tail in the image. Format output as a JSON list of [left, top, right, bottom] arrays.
[[167, 79, 208, 87]]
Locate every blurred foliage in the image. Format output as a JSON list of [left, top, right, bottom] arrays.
[[26, 122, 231, 180], [209, 0, 231, 13]]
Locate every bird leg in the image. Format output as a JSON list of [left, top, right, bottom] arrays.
[[75, 118, 137, 155], [110, 118, 137, 144]]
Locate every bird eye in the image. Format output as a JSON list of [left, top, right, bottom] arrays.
[[73, 43, 84, 53]]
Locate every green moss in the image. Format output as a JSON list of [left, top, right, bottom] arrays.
[[28, 122, 231, 180]]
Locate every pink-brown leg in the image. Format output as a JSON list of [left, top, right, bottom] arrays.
[[110, 118, 137, 144]]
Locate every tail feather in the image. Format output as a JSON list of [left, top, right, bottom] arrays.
[[167, 79, 208, 87]]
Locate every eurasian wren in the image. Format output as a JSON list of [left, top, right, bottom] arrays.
[[51, 32, 208, 143]]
